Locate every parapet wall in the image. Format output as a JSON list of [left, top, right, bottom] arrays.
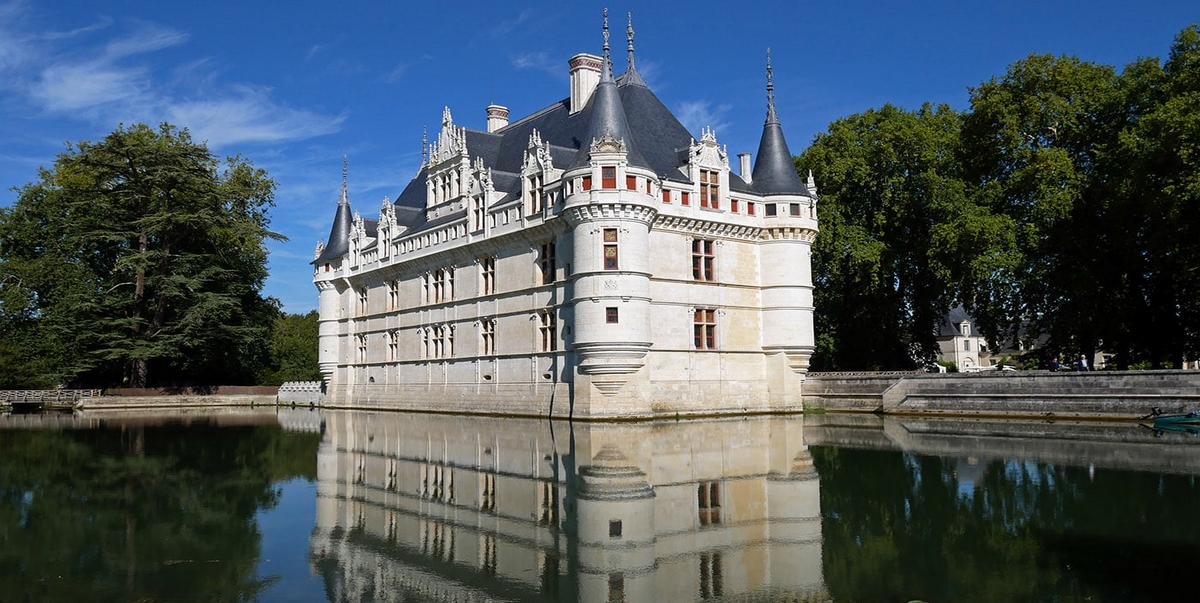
[[803, 370, 1200, 419]]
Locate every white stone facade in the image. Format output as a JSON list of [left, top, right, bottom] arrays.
[[313, 24, 817, 419]]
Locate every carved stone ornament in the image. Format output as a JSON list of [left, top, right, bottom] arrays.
[[590, 133, 626, 154]]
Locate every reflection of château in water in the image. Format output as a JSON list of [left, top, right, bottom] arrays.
[[309, 411, 825, 602]]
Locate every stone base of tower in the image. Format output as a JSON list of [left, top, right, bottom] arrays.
[[318, 350, 807, 419]]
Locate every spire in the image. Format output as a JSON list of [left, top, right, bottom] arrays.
[[567, 8, 650, 171], [751, 50, 807, 196], [315, 157, 355, 264], [626, 12, 635, 73], [339, 154, 349, 205], [620, 11, 647, 87], [421, 127, 429, 166], [602, 7, 611, 77], [765, 47, 778, 125]]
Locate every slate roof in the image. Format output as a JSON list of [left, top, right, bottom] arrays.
[[321, 54, 805, 251], [937, 306, 975, 338], [314, 187, 352, 264]]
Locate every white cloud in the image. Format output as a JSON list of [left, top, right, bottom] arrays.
[[34, 62, 149, 112], [511, 51, 562, 78], [166, 86, 347, 148], [101, 22, 186, 60], [675, 100, 732, 139], [3, 6, 344, 149]]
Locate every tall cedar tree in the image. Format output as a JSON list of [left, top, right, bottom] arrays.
[[0, 123, 283, 388]]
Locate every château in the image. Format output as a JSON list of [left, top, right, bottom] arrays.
[[313, 13, 818, 418]]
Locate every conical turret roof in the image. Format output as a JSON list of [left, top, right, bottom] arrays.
[[751, 51, 808, 196], [314, 160, 353, 264]]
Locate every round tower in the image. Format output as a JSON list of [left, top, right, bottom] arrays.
[[562, 15, 659, 398]]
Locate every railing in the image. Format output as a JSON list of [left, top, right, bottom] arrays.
[[0, 389, 102, 404]]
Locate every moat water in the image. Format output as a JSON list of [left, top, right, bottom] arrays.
[[2, 409, 1198, 603]]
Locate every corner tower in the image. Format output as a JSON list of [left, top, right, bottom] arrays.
[[313, 158, 353, 387], [563, 10, 659, 399], [753, 51, 818, 397]]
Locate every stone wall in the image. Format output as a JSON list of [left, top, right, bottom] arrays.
[[803, 370, 1200, 419]]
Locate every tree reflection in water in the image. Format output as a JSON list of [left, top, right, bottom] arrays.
[[813, 447, 1200, 603], [0, 419, 319, 603]]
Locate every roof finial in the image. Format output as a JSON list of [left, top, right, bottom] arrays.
[[421, 126, 429, 166], [602, 8, 611, 76], [626, 12, 636, 74], [339, 154, 349, 206], [766, 48, 779, 125], [767, 48, 774, 104]]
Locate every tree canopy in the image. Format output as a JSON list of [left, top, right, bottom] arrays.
[[0, 123, 285, 388], [801, 24, 1200, 370]]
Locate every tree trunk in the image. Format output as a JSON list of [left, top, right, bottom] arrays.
[[129, 233, 149, 388]]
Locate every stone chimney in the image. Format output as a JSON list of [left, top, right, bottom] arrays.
[[739, 153, 752, 183], [569, 53, 603, 114], [486, 104, 509, 132]]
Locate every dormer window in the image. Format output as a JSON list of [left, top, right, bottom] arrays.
[[527, 174, 544, 215], [602, 167, 616, 189], [700, 169, 720, 209], [962, 323, 971, 336]]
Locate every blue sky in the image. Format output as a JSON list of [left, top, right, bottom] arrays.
[[1, 1, 1196, 313]]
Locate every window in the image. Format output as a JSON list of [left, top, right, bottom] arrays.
[[388, 329, 399, 361], [790, 203, 801, 216], [730, 199, 739, 213], [608, 574, 625, 603], [480, 257, 495, 295], [582, 175, 592, 191], [540, 242, 557, 285], [700, 552, 723, 599], [606, 307, 619, 323], [388, 280, 399, 311], [765, 203, 777, 216], [681, 191, 690, 206], [964, 339, 972, 352], [603, 228, 619, 270], [472, 195, 486, 231], [698, 481, 721, 525], [609, 520, 622, 538], [747, 202, 756, 216], [602, 166, 616, 189], [700, 169, 719, 209], [662, 189, 671, 204], [357, 287, 368, 315], [433, 325, 445, 358], [626, 174, 637, 190], [694, 309, 716, 349], [422, 273, 431, 304], [540, 309, 557, 352], [480, 473, 496, 512], [481, 318, 495, 355], [692, 239, 714, 282], [421, 328, 430, 359], [539, 481, 560, 525], [962, 323, 971, 336], [433, 269, 447, 302], [356, 334, 368, 363], [527, 174, 544, 215]]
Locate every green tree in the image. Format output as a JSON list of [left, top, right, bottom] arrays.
[[960, 53, 1124, 362], [258, 310, 322, 385], [1107, 25, 1200, 367], [0, 123, 283, 388], [798, 104, 1016, 370]]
